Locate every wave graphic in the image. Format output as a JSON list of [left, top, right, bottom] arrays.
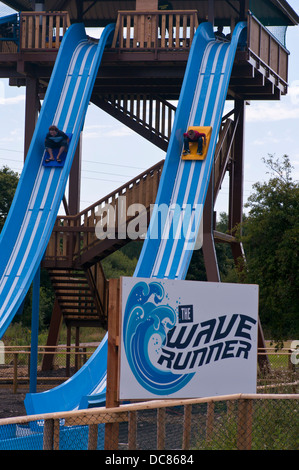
[[123, 280, 194, 395]]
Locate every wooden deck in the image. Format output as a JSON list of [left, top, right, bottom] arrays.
[[0, 10, 289, 101]]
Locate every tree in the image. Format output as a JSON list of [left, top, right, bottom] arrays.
[[239, 155, 298, 340], [0, 166, 19, 231], [186, 212, 237, 282]]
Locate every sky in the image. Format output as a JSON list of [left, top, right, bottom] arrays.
[[0, 2, 298, 219]]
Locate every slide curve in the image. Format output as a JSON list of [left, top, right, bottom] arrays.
[[24, 21, 246, 415]]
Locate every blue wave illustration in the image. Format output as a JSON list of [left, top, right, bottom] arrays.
[[123, 280, 194, 395]]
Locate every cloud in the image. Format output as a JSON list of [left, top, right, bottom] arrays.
[[83, 123, 134, 139], [288, 80, 299, 105], [245, 80, 299, 123], [1, 93, 25, 105], [246, 98, 299, 123], [0, 94, 25, 106]]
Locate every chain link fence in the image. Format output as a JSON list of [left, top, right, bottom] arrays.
[[0, 346, 297, 393], [0, 394, 297, 450], [0, 344, 98, 392]]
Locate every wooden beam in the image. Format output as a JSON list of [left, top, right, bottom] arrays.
[[24, 76, 39, 160], [105, 278, 121, 450]]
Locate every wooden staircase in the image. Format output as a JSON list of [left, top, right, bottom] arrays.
[[47, 265, 108, 327]]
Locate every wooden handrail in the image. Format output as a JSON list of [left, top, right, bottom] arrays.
[[20, 11, 70, 50], [247, 13, 289, 89], [112, 10, 199, 50]]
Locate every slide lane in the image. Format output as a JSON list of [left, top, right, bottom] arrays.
[[135, 21, 246, 280], [0, 22, 115, 339]]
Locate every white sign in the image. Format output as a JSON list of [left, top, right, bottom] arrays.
[[119, 277, 258, 399]]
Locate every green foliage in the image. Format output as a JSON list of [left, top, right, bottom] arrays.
[[194, 400, 298, 450], [238, 155, 299, 340], [16, 269, 55, 330], [186, 212, 237, 283], [0, 165, 19, 231], [101, 241, 142, 279]]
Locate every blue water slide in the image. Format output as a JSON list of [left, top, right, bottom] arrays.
[[0, 21, 115, 339], [135, 21, 246, 280], [0, 13, 18, 26], [24, 332, 108, 414], [24, 21, 247, 416]]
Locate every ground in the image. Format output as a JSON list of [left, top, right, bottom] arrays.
[[0, 367, 74, 419], [0, 388, 27, 419]]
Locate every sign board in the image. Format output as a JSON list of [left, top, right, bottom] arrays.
[[119, 277, 258, 399]]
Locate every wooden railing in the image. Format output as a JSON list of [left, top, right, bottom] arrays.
[[44, 160, 164, 267], [247, 13, 289, 91], [20, 11, 70, 50], [112, 10, 199, 50]]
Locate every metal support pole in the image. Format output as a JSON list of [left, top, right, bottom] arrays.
[[30, 264, 40, 393]]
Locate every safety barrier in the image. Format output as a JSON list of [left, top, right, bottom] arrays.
[[20, 11, 70, 50], [0, 394, 297, 450], [112, 10, 199, 51], [247, 13, 289, 92]]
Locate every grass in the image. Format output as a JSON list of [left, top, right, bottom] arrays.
[[193, 399, 299, 450], [2, 322, 106, 347]]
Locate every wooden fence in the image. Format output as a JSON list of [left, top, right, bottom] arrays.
[[20, 11, 70, 50], [247, 12, 289, 92], [0, 344, 99, 392], [0, 394, 297, 450], [112, 10, 199, 50]]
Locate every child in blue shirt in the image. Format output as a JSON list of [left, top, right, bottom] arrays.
[[45, 125, 69, 162]]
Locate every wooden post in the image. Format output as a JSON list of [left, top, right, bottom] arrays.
[[237, 399, 253, 450], [157, 407, 166, 450], [206, 401, 215, 441], [68, 134, 82, 215], [128, 411, 137, 450], [208, 0, 215, 27], [105, 278, 121, 450], [229, 99, 245, 238], [66, 324, 71, 376], [13, 353, 18, 394], [24, 76, 39, 160], [75, 326, 80, 371], [42, 298, 63, 371], [43, 418, 60, 450], [43, 418, 54, 450], [88, 424, 99, 450], [29, 264, 40, 394], [182, 404, 192, 450], [203, 173, 220, 282], [53, 418, 60, 450]]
